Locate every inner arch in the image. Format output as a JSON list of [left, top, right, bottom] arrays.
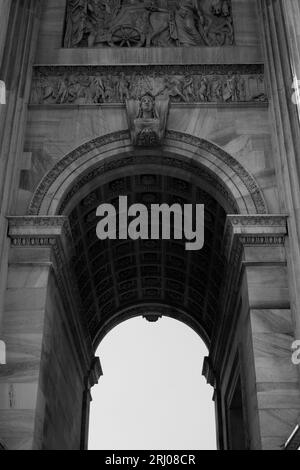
[[67, 170, 228, 348]]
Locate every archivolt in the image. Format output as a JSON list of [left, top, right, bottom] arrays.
[[28, 130, 267, 217]]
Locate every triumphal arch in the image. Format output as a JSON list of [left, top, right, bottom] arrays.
[[0, 0, 300, 450]]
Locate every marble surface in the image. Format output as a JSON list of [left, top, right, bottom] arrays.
[[20, 105, 279, 216], [0, 0, 300, 452]]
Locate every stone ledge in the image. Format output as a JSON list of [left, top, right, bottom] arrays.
[[35, 46, 263, 66]]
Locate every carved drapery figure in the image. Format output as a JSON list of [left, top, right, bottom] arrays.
[[175, 0, 206, 46], [126, 93, 169, 146], [64, 0, 87, 47]]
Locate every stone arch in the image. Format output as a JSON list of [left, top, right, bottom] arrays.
[[3, 131, 297, 451], [25, 130, 268, 350], [28, 130, 268, 217], [25, 129, 269, 351]]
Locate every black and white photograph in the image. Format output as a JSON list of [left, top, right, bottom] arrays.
[[0, 0, 300, 453]]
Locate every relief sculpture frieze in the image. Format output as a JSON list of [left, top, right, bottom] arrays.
[[63, 0, 234, 48], [30, 65, 267, 106]]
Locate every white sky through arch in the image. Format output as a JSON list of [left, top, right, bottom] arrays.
[[89, 316, 216, 450]]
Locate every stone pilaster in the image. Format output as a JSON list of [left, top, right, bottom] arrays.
[[0, 0, 42, 330], [229, 215, 300, 450], [281, 0, 300, 118], [0, 217, 93, 450], [0, 0, 11, 67], [258, 0, 300, 340]]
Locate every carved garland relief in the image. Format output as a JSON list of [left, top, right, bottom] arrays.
[[63, 0, 234, 48]]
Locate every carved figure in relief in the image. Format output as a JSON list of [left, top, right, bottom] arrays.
[[162, 76, 186, 102], [237, 73, 246, 101], [145, 1, 175, 47], [213, 78, 223, 101], [56, 76, 70, 104], [197, 76, 209, 102], [175, 0, 206, 47], [67, 75, 80, 102], [182, 75, 195, 102], [117, 73, 130, 101], [91, 74, 106, 103], [63, 0, 235, 48], [137, 93, 158, 119], [126, 92, 169, 146], [104, 76, 115, 101], [224, 72, 239, 102], [64, 0, 87, 47], [206, 0, 233, 45]]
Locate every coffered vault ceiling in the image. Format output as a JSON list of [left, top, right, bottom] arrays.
[[68, 172, 228, 347]]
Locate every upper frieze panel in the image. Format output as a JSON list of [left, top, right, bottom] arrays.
[[63, 0, 234, 48]]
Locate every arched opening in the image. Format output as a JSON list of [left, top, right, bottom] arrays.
[[25, 131, 269, 450], [89, 317, 216, 450], [60, 159, 235, 449], [5, 131, 292, 451]]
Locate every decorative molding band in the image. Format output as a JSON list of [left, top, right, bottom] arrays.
[[30, 64, 267, 106], [57, 153, 239, 216], [7, 216, 73, 245], [28, 130, 267, 216], [228, 215, 288, 227], [226, 215, 288, 246], [238, 235, 286, 246]]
